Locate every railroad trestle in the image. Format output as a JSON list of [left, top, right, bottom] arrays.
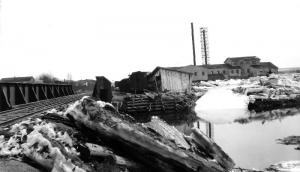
[[0, 83, 74, 111]]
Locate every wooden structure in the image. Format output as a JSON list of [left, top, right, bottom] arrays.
[[1, 76, 35, 83], [120, 93, 197, 115], [0, 83, 74, 111], [92, 76, 112, 102], [129, 71, 148, 93], [118, 78, 130, 93], [148, 67, 193, 93]]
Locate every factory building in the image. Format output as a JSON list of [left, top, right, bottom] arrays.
[[175, 56, 278, 81]]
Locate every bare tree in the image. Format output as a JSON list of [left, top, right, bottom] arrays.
[[37, 73, 58, 83], [66, 73, 72, 83]]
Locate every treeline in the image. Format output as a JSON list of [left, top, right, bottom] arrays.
[[37, 73, 95, 93]]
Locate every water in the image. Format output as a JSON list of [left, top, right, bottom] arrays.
[[187, 86, 300, 169], [213, 114, 300, 169], [171, 111, 300, 170], [169, 108, 300, 170], [133, 85, 300, 170]]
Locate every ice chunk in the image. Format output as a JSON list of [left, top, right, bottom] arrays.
[[195, 87, 250, 124]]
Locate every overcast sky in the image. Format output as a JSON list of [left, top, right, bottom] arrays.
[[0, 0, 300, 81]]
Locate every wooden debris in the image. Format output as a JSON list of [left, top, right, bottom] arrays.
[[0, 97, 235, 172], [66, 97, 235, 172], [0, 158, 43, 172], [190, 128, 235, 170], [277, 136, 300, 150], [120, 92, 197, 115]]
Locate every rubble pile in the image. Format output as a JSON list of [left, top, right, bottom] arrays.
[[0, 96, 234, 172], [120, 92, 198, 115]]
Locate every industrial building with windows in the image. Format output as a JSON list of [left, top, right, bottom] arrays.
[[175, 56, 278, 81]]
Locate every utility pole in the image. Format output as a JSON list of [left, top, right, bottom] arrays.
[[191, 23, 196, 66]]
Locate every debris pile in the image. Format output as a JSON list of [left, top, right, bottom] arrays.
[[234, 107, 300, 124], [0, 97, 234, 172], [120, 92, 198, 115], [277, 136, 300, 150], [193, 73, 300, 112]]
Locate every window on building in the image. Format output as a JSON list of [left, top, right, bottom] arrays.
[[231, 70, 234, 74], [247, 69, 250, 73], [223, 70, 226, 74], [236, 69, 239, 73], [194, 72, 197, 76], [202, 72, 205, 76]]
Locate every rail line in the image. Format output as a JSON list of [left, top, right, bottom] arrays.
[[0, 93, 89, 128]]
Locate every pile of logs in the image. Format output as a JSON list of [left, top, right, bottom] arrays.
[[120, 92, 197, 115]]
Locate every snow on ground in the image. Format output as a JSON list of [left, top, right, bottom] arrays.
[[195, 87, 250, 124]]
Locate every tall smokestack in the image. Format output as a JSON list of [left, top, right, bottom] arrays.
[[191, 23, 196, 66]]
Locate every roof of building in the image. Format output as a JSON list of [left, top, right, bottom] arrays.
[[148, 66, 193, 78], [251, 62, 278, 69], [224, 56, 260, 63], [95, 76, 111, 83], [199, 64, 241, 69], [1, 76, 34, 83]]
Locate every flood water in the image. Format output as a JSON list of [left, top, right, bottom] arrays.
[[172, 110, 300, 170]]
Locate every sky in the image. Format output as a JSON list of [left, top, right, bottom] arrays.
[[0, 0, 300, 81]]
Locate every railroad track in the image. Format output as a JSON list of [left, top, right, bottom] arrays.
[[0, 93, 89, 128]]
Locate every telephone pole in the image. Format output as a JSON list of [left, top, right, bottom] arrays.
[[191, 23, 196, 66]]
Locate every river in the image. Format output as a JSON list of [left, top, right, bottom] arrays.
[[172, 87, 300, 170]]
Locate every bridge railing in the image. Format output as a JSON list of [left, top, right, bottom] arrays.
[[0, 83, 74, 111]]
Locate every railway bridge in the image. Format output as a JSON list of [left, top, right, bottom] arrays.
[[0, 82, 74, 111]]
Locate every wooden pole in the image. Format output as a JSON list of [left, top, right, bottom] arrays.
[[191, 23, 196, 66]]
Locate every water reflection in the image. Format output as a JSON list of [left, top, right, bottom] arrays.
[[133, 107, 300, 170], [175, 119, 214, 139], [193, 108, 300, 170], [234, 107, 300, 124]]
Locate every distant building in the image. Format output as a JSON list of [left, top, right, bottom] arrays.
[[205, 64, 242, 80], [147, 67, 192, 93], [1, 76, 35, 83], [174, 56, 278, 81], [224, 56, 277, 78], [173, 65, 208, 81], [249, 62, 278, 76]]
